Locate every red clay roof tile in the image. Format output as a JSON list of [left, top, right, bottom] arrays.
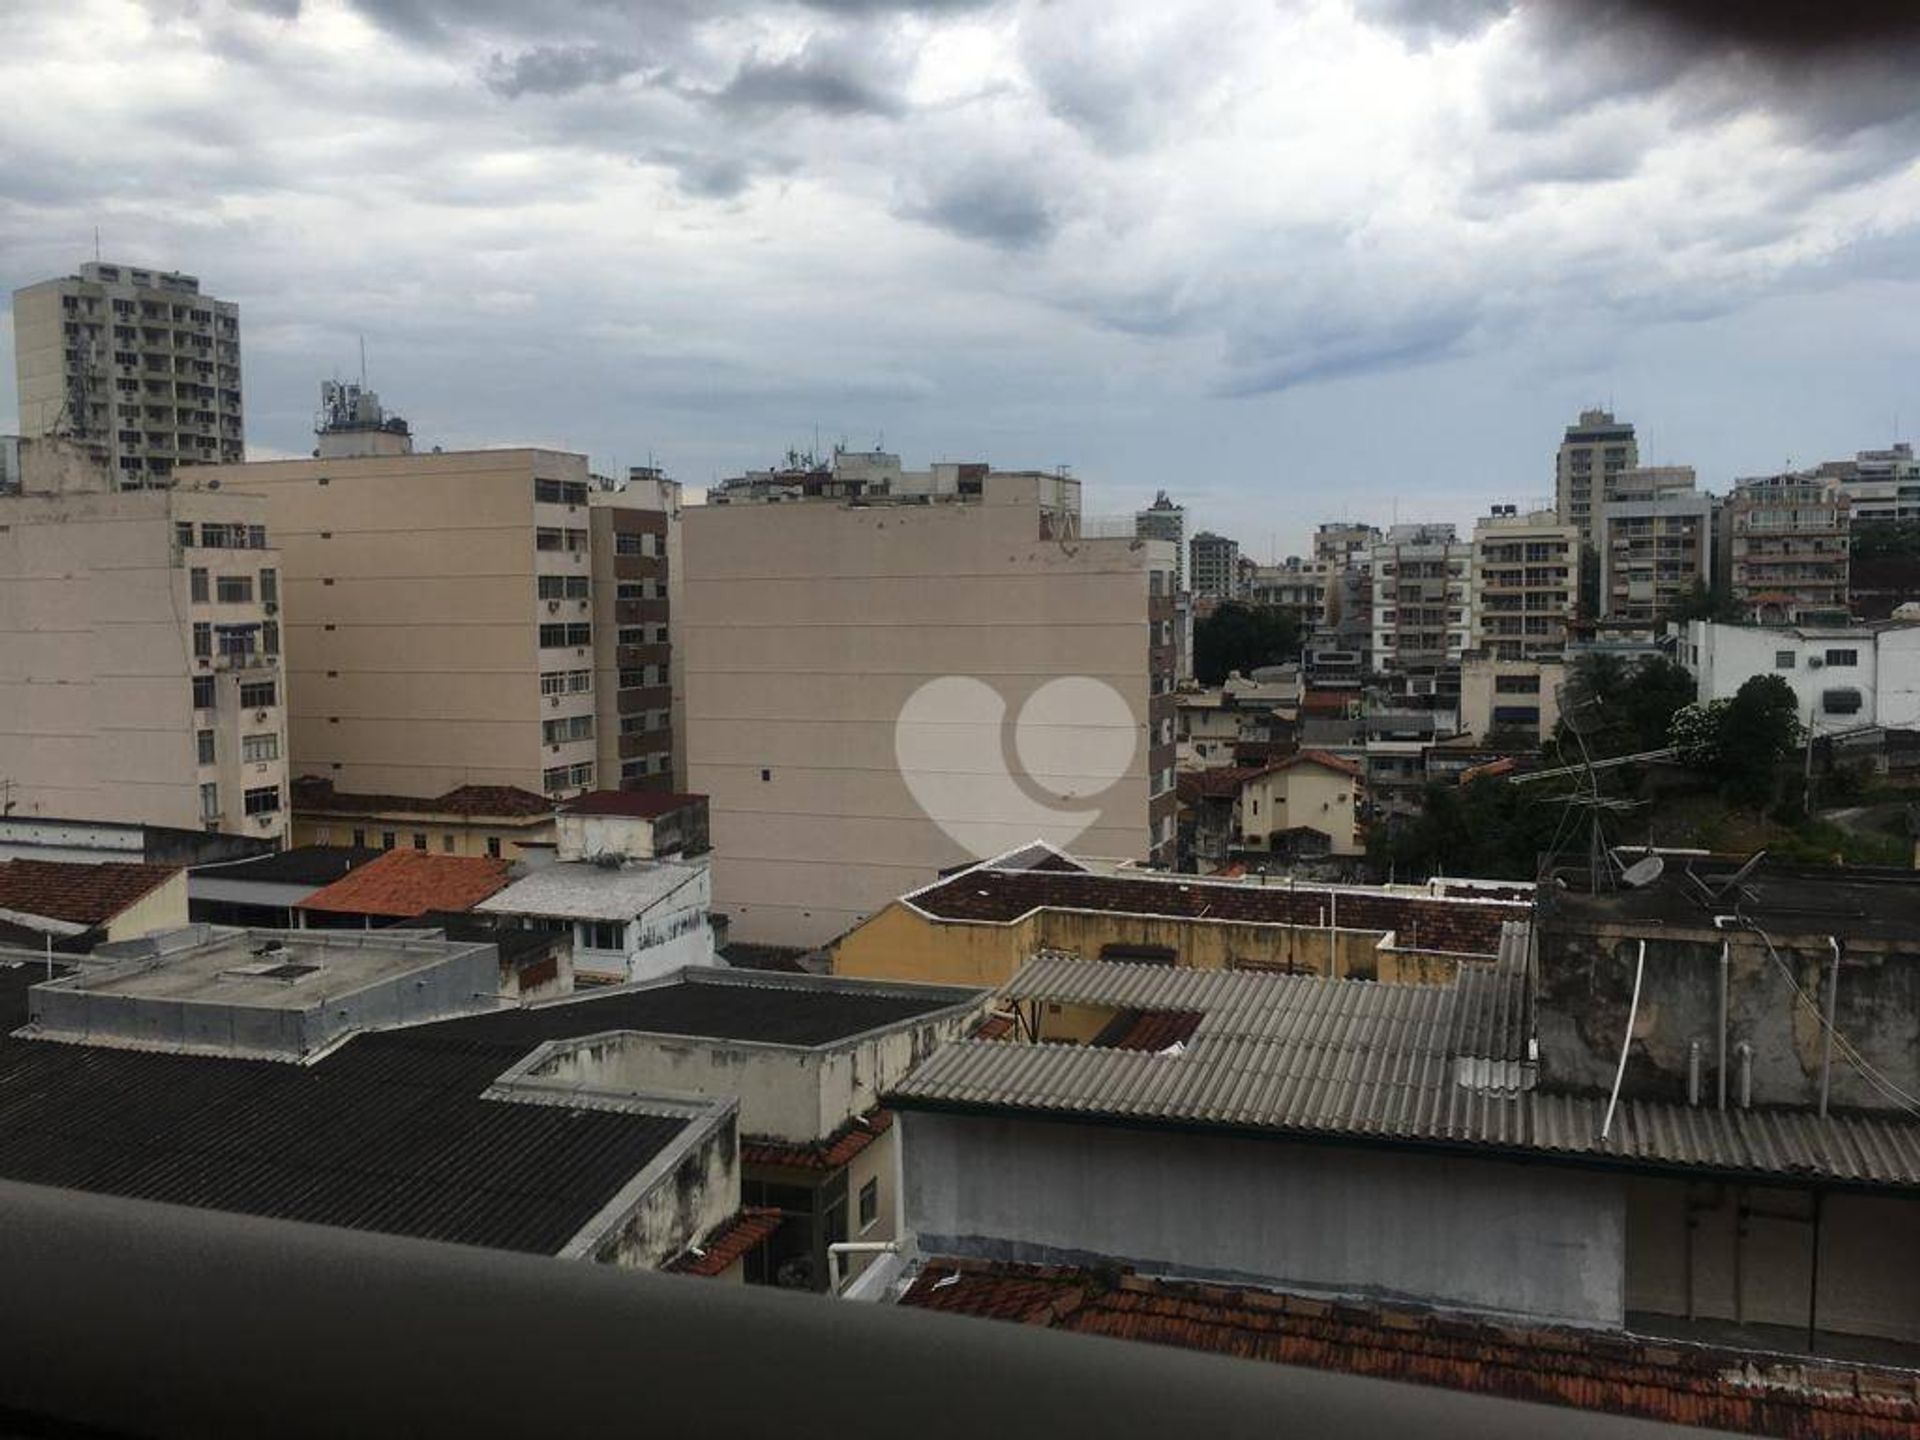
[[295, 850, 511, 919], [665, 1208, 784, 1277], [901, 1260, 1920, 1439], [0, 860, 179, 927], [560, 790, 707, 818], [741, 1109, 893, 1171], [292, 777, 553, 819]]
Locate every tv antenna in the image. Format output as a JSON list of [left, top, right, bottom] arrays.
[[1546, 671, 1646, 891]]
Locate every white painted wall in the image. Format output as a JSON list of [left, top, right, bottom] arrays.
[[1682, 621, 1920, 734]]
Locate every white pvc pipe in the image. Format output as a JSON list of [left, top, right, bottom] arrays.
[[1600, 940, 1646, 1142], [827, 1241, 899, 1296]]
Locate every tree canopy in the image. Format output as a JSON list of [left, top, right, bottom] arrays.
[[1553, 653, 1698, 760], [1192, 604, 1303, 686]]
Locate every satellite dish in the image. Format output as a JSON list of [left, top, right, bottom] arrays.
[[1621, 855, 1665, 889]]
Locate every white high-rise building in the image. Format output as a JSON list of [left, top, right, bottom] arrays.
[[1135, 492, 1187, 592], [1555, 409, 1638, 540], [12, 262, 244, 489]]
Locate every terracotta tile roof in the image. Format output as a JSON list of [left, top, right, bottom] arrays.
[[907, 867, 1523, 957], [972, 1012, 1017, 1041], [561, 790, 706, 819], [1175, 767, 1259, 804], [1246, 749, 1363, 783], [901, 1260, 1920, 1439], [1090, 1009, 1203, 1051], [292, 777, 552, 820], [1300, 690, 1354, 716], [295, 850, 512, 919], [741, 1109, 893, 1171], [665, 1208, 783, 1277], [0, 860, 179, 927]]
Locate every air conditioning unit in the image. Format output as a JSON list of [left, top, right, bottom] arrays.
[[1808, 656, 1824, 669], [264, 602, 278, 615], [549, 695, 560, 707], [547, 600, 561, 612], [255, 709, 268, 721]]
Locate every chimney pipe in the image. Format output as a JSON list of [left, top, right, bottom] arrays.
[[1687, 1039, 1703, 1107], [1736, 1041, 1754, 1110], [1716, 941, 1730, 1111]]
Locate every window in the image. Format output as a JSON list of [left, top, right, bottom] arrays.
[[196, 730, 216, 765], [260, 569, 277, 606], [381, 831, 397, 850], [262, 621, 279, 656], [618, 626, 646, 646], [412, 833, 427, 851], [216, 575, 252, 603], [190, 568, 209, 602], [486, 836, 502, 858], [569, 669, 592, 693], [1494, 674, 1540, 694], [1775, 651, 1796, 670], [442, 835, 456, 853], [192, 675, 216, 710], [859, 1178, 880, 1233], [247, 525, 267, 550], [539, 624, 568, 648], [534, 477, 565, 504], [536, 574, 589, 601], [241, 733, 278, 763], [176, 522, 195, 549], [579, 920, 625, 951], [242, 785, 281, 817], [566, 622, 591, 646], [1823, 688, 1863, 715], [352, 829, 367, 848], [543, 715, 593, 744], [540, 671, 568, 696], [199, 782, 219, 821], [536, 527, 564, 551], [193, 622, 212, 658], [218, 628, 256, 661], [240, 680, 276, 708], [760, 768, 772, 782], [1824, 648, 1859, 667], [617, 582, 645, 600]]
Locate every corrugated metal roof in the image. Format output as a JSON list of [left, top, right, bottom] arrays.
[[894, 927, 1920, 1189]]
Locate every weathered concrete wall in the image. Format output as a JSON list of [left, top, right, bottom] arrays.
[[1536, 922, 1920, 1113], [842, 1124, 898, 1286], [902, 1111, 1626, 1327], [580, 1109, 739, 1270], [1625, 1176, 1920, 1344], [533, 1001, 980, 1142]]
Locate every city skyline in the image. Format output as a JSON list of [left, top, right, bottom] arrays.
[[4, 2, 1920, 554]]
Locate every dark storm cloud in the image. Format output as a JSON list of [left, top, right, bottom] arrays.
[[484, 44, 645, 98], [902, 164, 1058, 249], [713, 52, 905, 118]]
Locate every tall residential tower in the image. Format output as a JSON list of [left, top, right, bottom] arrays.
[[12, 262, 243, 488]]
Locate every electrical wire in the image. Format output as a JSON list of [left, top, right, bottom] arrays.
[[1737, 914, 1920, 1121]]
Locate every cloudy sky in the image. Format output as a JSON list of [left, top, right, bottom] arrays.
[[4, 0, 1919, 555]]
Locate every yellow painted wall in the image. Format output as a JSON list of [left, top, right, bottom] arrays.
[[831, 899, 1476, 989], [291, 812, 554, 859], [104, 869, 190, 942]]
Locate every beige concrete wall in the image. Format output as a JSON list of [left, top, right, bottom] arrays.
[[1625, 1177, 1920, 1345], [683, 490, 1164, 946], [843, 1124, 898, 1285], [1239, 764, 1360, 855], [0, 484, 287, 839], [104, 869, 189, 941], [290, 811, 554, 858], [1458, 656, 1566, 742], [11, 283, 69, 440], [195, 449, 602, 798]]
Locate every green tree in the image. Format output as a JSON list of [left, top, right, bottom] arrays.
[[1368, 775, 1573, 882], [1555, 653, 1697, 759], [1712, 674, 1803, 809], [1192, 603, 1303, 686], [1664, 577, 1744, 625]]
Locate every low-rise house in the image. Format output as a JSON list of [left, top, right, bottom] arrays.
[[1680, 618, 1920, 734], [558, 790, 709, 860], [0, 814, 270, 869], [0, 933, 738, 1268], [0, 859, 185, 948], [294, 849, 512, 929], [1458, 653, 1566, 744], [885, 916, 1920, 1354], [289, 778, 556, 860], [1234, 751, 1362, 858], [467, 967, 986, 1289], [475, 857, 714, 983], [832, 843, 1528, 988]]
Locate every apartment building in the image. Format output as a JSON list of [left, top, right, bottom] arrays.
[[1596, 489, 1712, 627], [1188, 531, 1240, 600], [590, 468, 678, 791], [12, 262, 242, 488], [195, 442, 675, 802], [1370, 523, 1474, 673], [1720, 474, 1850, 624], [1680, 619, 1920, 735], [1471, 507, 1578, 661], [1133, 491, 1186, 592], [1816, 443, 1920, 523], [1458, 653, 1566, 743], [0, 441, 288, 841], [1554, 408, 1637, 539], [1312, 522, 1380, 567], [683, 457, 1178, 946], [1242, 557, 1329, 625]]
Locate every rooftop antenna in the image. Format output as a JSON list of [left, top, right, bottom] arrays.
[[359, 335, 367, 390], [93, 226, 101, 263]]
